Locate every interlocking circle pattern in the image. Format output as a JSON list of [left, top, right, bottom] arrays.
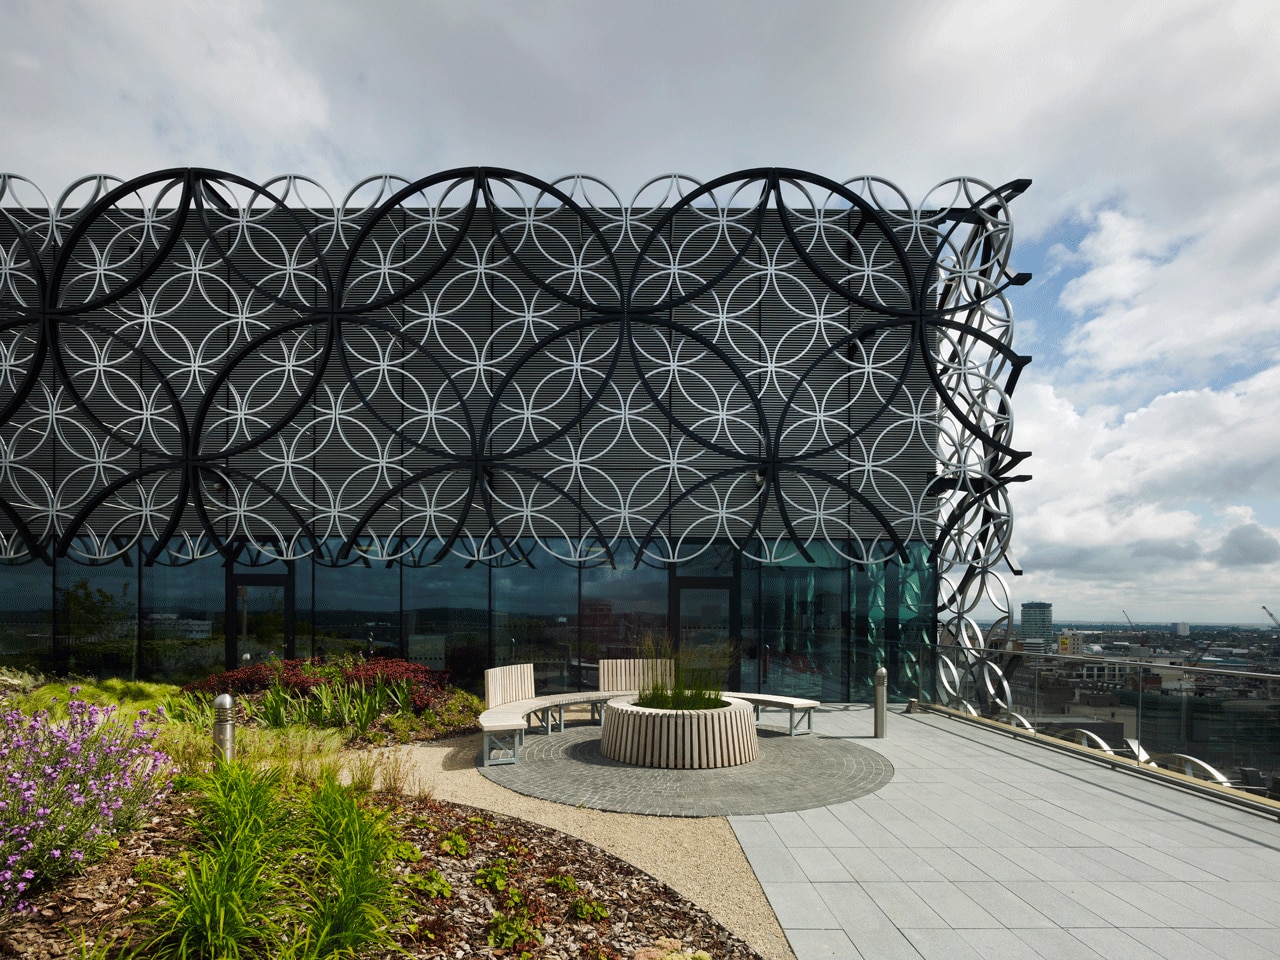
[[0, 167, 1030, 653]]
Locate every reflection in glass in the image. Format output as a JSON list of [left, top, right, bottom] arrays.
[[141, 550, 224, 681], [752, 565, 843, 700], [314, 542, 401, 660], [493, 541, 578, 694], [403, 550, 490, 693], [0, 557, 52, 669], [55, 553, 138, 678], [580, 542, 667, 664]]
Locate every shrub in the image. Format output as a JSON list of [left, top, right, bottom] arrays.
[[0, 693, 172, 920]]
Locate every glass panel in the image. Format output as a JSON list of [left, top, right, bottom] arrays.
[[229, 582, 289, 666], [55, 555, 139, 678], [677, 585, 737, 693], [314, 541, 401, 659], [893, 545, 935, 702], [403, 551, 489, 693], [141, 552, 224, 681], [580, 543, 667, 669], [492, 540, 578, 695], [757, 566, 843, 700], [679, 588, 730, 646], [0, 558, 52, 671]]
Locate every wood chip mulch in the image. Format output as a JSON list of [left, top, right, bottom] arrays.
[[0, 791, 764, 960]]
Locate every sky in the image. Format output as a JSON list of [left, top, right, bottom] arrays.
[[3, 0, 1278, 625]]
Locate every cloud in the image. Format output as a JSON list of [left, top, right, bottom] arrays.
[[1211, 524, 1280, 567], [1005, 363, 1280, 618]]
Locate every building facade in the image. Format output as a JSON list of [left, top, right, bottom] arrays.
[[0, 168, 1030, 699]]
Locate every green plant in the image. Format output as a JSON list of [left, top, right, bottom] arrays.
[[372, 748, 414, 795], [403, 867, 451, 899], [344, 752, 380, 793], [634, 634, 733, 711], [13, 677, 179, 723], [143, 764, 295, 958], [384, 709, 422, 743], [487, 907, 542, 950], [545, 873, 578, 893], [132, 855, 182, 886], [571, 897, 609, 922], [474, 858, 512, 893], [388, 838, 423, 862], [145, 847, 280, 959], [258, 685, 301, 729], [439, 829, 469, 858], [293, 774, 401, 958], [159, 691, 214, 729], [140, 763, 403, 960], [68, 929, 143, 960]]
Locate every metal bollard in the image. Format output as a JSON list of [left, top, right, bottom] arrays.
[[212, 693, 235, 763], [874, 667, 888, 738]]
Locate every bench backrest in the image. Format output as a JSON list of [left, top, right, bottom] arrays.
[[599, 658, 673, 693], [485, 662, 535, 708]]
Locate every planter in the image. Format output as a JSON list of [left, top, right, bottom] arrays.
[[599, 695, 759, 769]]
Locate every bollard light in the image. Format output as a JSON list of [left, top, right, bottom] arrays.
[[212, 692, 235, 763], [874, 667, 888, 738]]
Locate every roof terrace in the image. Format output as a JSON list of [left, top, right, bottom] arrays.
[[739, 704, 1280, 960]]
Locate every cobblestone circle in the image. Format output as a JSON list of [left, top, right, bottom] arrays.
[[478, 724, 894, 816]]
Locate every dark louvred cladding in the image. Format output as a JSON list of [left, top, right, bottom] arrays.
[[1, 194, 939, 560]]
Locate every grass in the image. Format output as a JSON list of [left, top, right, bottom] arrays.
[[142, 762, 404, 959], [634, 634, 734, 711], [11, 677, 180, 722]]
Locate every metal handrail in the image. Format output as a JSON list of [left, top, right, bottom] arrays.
[[917, 700, 1280, 822], [944, 645, 1280, 682]]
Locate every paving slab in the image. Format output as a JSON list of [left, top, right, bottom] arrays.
[[730, 705, 1280, 960]]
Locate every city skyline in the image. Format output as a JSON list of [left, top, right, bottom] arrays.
[[4, 0, 1278, 623]]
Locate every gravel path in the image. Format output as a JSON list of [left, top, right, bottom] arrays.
[[378, 724, 796, 960]]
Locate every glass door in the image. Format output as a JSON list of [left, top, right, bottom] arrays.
[[670, 572, 740, 691], [224, 570, 295, 670]]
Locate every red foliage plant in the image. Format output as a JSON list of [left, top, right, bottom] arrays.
[[181, 658, 452, 713]]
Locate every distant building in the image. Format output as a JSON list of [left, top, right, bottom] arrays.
[[1056, 631, 1084, 657], [1172, 622, 1190, 637], [1021, 602, 1053, 641]]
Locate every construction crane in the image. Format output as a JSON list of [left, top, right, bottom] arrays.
[[1264, 605, 1280, 631], [1122, 610, 1137, 632]]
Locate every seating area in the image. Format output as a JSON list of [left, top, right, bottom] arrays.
[[478, 659, 820, 767]]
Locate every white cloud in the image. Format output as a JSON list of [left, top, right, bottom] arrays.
[[2, 0, 335, 188], [1008, 365, 1280, 620]]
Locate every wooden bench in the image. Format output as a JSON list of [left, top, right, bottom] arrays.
[[478, 660, 821, 766], [598, 659, 818, 737], [479, 663, 631, 767], [723, 691, 820, 736]]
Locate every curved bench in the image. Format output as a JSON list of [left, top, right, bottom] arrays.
[[479, 661, 823, 766], [480, 663, 635, 767]]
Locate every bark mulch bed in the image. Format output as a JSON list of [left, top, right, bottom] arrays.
[[0, 791, 763, 960]]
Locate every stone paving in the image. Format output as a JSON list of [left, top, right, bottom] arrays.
[[742, 703, 1280, 960], [478, 722, 894, 816]]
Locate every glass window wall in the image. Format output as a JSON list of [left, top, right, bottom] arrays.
[[403, 546, 490, 691], [0, 557, 53, 671], [55, 551, 139, 678], [493, 540, 579, 695]]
